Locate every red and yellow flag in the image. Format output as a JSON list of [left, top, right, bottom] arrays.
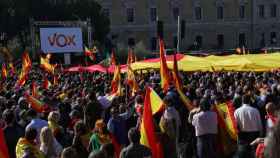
[[172, 52, 194, 111], [213, 101, 238, 155], [8, 63, 15, 76], [140, 87, 164, 158], [149, 87, 164, 114], [0, 128, 10, 158], [110, 50, 117, 65], [16, 52, 32, 88], [126, 49, 139, 96], [53, 75, 58, 86], [43, 77, 52, 90], [159, 39, 171, 93], [85, 46, 96, 61], [1, 63, 7, 80], [40, 56, 55, 74], [31, 81, 39, 98], [25, 94, 46, 113], [111, 65, 121, 96]]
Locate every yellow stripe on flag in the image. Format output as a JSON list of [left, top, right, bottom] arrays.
[[149, 87, 164, 114]]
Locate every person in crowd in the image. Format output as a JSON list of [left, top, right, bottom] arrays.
[[3, 109, 25, 158], [120, 127, 152, 158], [84, 92, 103, 130], [107, 107, 129, 147], [100, 143, 115, 158], [189, 98, 218, 158], [40, 127, 63, 158], [60, 146, 78, 158], [234, 94, 263, 158], [48, 111, 63, 139], [72, 120, 91, 158], [16, 128, 44, 158], [89, 119, 112, 153], [25, 109, 48, 145]]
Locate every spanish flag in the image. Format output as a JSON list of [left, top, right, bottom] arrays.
[[1, 63, 7, 80], [213, 101, 238, 155], [159, 39, 171, 93], [40, 56, 55, 74], [126, 49, 139, 96], [140, 87, 164, 158], [85, 46, 96, 61], [25, 94, 46, 113], [53, 75, 58, 86], [16, 71, 27, 88], [8, 63, 15, 76], [0, 128, 10, 158], [31, 81, 39, 98], [111, 65, 121, 96], [110, 50, 117, 65], [148, 87, 164, 114], [43, 77, 52, 90], [172, 52, 194, 111], [22, 52, 32, 71]]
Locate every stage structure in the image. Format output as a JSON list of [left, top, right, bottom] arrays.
[[29, 18, 92, 65]]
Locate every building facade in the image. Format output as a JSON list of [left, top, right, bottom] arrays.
[[96, 0, 280, 51]]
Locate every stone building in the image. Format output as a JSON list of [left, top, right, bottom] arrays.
[[96, 0, 280, 51]]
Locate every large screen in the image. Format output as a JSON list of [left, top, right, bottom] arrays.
[[40, 27, 83, 53]]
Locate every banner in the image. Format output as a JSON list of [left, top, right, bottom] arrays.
[[40, 28, 83, 53]]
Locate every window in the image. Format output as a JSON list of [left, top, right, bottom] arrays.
[[239, 33, 246, 47], [195, 7, 202, 20], [271, 4, 277, 18], [150, 8, 157, 22], [127, 8, 134, 23], [195, 35, 203, 48], [217, 34, 224, 48], [271, 32, 277, 44], [173, 7, 179, 20], [103, 8, 110, 18], [151, 37, 157, 51], [128, 38, 135, 47], [260, 33, 265, 48], [239, 5, 245, 19], [217, 6, 224, 19], [258, 5, 265, 18]]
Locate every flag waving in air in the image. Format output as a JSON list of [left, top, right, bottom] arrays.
[[40, 55, 55, 74], [1, 63, 7, 80], [111, 65, 122, 96], [31, 81, 39, 98], [126, 48, 139, 96], [8, 63, 15, 77], [25, 94, 47, 113], [172, 52, 194, 110], [159, 39, 171, 93], [110, 50, 117, 65], [140, 87, 164, 158], [16, 52, 32, 88], [84, 46, 96, 61], [43, 77, 52, 90]]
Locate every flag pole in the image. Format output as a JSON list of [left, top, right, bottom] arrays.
[[177, 15, 180, 53]]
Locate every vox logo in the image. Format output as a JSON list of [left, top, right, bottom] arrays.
[[48, 33, 76, 47]]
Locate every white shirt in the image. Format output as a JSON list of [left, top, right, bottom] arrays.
[[234, 104, 262, 132], [192, 111, 218, 136]]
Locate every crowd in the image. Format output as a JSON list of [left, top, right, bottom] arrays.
[[1, 66, 280, 158]]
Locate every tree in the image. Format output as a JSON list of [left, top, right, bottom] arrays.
[[0, 0, 110, 52]]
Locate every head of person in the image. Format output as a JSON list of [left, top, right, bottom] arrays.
[[242, 94, 251, 105], [2, 109, 15, 125], [48, 111, 60, 123], [95, 119, 108, 134], [199, 98, 211, 112], [74, 120, 87, 136], [266, 102, 276, 116], [135, 95, 143, 105], [128, 127, 141, 144], [100, 143, 115, 158], [110, 107, 119, 119], [25, 128, 37, 142], [88, 151, 106, 158], [264, 113, 280, 158], [163, 95, 173, 108], [26, 109, 38, 122], [61, 147, 78, 158]]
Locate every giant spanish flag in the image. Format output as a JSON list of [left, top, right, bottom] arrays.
[[1, 63, 7, 80], [111, 65, 121, 96], [213, 101, 238, 155], [140, 87, 163, 158], [172, 52, 194, 111], [40, 56, 55, 74], [0, 128, 9, 158], [159, 39, 171, 93], [25, 94, 46, 113]]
